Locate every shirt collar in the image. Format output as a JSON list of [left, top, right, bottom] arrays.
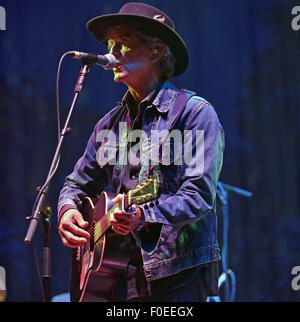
[[120, 80, 177, 114]]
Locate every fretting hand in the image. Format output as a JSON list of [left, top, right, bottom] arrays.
[[109, 194, 143, 235]]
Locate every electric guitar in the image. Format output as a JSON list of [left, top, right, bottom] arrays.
[[74, 173, 159, 302]]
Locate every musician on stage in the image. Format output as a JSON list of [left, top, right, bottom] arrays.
[[57, 2, 225, 302]]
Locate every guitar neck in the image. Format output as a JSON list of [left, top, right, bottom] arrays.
[[91, 173, 159, 242], [93, 195, 129, 242]]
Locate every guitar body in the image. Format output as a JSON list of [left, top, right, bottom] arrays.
[[69, 174, 160, 302], [72, 192, 130, 302]]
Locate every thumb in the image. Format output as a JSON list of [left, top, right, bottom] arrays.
[[73, 212, 89, 228]]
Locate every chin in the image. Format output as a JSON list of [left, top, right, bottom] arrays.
[[114, 72, 130, 84]]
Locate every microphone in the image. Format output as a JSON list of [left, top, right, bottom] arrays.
[[68, 51, 117, 70]]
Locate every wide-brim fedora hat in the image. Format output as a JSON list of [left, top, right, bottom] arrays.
[[87, 2, 189, 77]]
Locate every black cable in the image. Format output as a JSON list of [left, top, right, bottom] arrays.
[[56, 51, 72, 141], [32, 243, 46, 302], [31, 52, 71, 216]]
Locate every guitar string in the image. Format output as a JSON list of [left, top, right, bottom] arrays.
[[87, 202, 119, 236]]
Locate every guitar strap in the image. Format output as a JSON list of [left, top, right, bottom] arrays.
[[167, 88, 197, 131]]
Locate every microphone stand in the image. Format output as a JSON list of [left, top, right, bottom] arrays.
[[24, 60, 93, 302], [216, 181, 252, 302]]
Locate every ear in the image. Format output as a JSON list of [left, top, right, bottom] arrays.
[[150, 43, 165, 63]]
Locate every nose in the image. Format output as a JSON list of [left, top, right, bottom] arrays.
[[109, 46, 121, 60]]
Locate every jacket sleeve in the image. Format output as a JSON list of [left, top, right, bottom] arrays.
[[57, 120, 108, 223], [139, 101, 225, 227]]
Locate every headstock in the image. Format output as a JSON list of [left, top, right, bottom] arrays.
[[128, 173, 159, 206]]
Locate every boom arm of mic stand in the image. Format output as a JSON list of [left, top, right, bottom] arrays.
[[221, 182, 252, 198]]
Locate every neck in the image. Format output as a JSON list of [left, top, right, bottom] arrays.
[[125, 80, 160, 119], [128, 73, 161, 104], [128, 85, 153, 106]]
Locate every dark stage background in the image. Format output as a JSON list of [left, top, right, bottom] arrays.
[[0, 0, 299, 302]]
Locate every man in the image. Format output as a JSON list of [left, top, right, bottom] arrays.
[[58, 2, 225, 302]]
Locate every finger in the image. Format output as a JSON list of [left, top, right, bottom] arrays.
[[59, 229, 87, 248], [72, 224, 91, 239], [110, 212, 130, 226], [116, 210, 136, 221], [112, 221, 129, 230], [60, 235, 79, 248], [77, 218, 89, 229], [109, 209, 122, 222], [112, 194, 123, 203], [72, 213, 89, 229], [62, 231, 87, 247], [114, 214, 131, 225], [112, 225, 129, 235], [61, 221, 90, 239]]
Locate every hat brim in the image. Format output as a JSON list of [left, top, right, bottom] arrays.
[[87, 14, 189, 77]]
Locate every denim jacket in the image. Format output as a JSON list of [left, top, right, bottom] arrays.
[[58, 80, 225, 281]]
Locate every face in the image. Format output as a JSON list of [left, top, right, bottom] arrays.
[[107, 31, 154, 87]]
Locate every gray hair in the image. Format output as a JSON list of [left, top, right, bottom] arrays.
[[105, 25, 176, 80]]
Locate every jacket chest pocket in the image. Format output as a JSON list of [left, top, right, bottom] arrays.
[[141, 130, 183, 167], [96, 141, 119, 168]]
